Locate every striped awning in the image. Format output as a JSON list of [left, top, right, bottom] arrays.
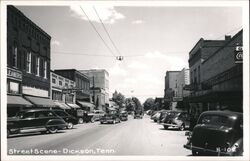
[[66, 103, 81, 109], [53, 101, 71, 109], [25, 96, 57, 107], [7, 95, 33, 107]]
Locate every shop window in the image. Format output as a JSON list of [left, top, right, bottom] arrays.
[[9, 81, 20, 94]]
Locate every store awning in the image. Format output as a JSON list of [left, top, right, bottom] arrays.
[[53, 101, 71, 110], [77, 101, 96, 109], [7, 95, 33, 107], [25, 96, 57, 107], [66, 103, 81, 109]]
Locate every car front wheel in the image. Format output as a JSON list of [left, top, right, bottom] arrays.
[[67, 122, 74, 129], [164, 125, 168, 130], [48, 126, 58, 134], [78, 118, 84, 124]]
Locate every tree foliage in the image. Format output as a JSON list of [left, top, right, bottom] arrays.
[[143, 98, 155, 111], [112, 90, 125, 108]]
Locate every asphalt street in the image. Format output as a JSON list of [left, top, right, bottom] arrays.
[[8, 115, 191, 156]]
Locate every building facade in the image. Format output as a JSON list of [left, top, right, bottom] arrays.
[[7, 6, 54, 116], [184, 30, 243, 118], [51, 71, 77, 110], [79, 69, 109, 110], [53, 69, 92, 109]]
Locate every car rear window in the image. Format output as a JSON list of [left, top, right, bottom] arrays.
[[199, 115, 231, 127]]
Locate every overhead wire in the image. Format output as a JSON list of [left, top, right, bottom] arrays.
[[79, 6, 117, 57], [93, 6, 122, 57]]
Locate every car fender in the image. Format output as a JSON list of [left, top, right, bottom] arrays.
[[46, 119, 66, 127]]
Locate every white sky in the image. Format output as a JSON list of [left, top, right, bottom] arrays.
[[16, 5, 242, 103]]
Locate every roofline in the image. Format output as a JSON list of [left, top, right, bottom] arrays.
[[8, 5, 51, 40]]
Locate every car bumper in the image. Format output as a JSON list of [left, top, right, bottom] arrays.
[[161, 123, 179, 128], [183, 144, 235, 156]]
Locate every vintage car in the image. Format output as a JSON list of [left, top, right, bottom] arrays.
[[120, 111, 128, 121], [184, 111, 243, 156], [161, 111, 190, 130], [7, 109, 67, 137], [90, 110, 106, 122], [134, 110, 143, 119], [52, 109, 78, 129], [158, 110, 171, 123], [100, 109, 120, 124]]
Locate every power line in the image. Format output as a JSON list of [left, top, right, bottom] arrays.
[[93, 6, 122, 57], [79, 6, 117, 57], [52, 51, 114, 57]]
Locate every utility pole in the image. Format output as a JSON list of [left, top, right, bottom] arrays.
[[92, 76, 96, 107]]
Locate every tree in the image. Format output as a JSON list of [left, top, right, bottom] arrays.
[[125, 98, 134, 112], [112, 91, 125, 109], [143, 98, 155, 111], [132, 97, 143, 111]]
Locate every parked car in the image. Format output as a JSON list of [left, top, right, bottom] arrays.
[[184, 111, 243, 156], [52, 109, 78, 129], [120, 111, 128, 121], [151, 111, 161, 122], [7, 109, 67, 137], [91, 110, 106, 122], [161, 111, 190, 130], [100, 109, 120, 124], [158, 110, 170, 123], [134, 109, 143, 119]]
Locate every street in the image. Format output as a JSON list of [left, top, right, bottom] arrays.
[[8, 115, 190, 156]]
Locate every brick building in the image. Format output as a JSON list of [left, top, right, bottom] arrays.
[[184, 30, 243, 118], [7, 6, 55, 116]]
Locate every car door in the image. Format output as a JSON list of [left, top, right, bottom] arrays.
[[34, 111, 52, 127], [19, 112, 36, 129]]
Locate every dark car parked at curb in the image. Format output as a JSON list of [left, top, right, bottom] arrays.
[[161, 111, 190, 130], [120, 111, 128, 121], [52, 109, 78, 129], [184, 111, 243, 156], [100, 109, 120, 124], [7, 109, 67, 137]]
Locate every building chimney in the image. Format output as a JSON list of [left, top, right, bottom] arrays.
[[225, 35, 231, 41]]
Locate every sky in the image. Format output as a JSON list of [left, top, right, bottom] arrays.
[[16, 5, 242, 103]]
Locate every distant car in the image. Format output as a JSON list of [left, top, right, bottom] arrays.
[[100, 109, 120, 124], [184, 111, 243, 156], [7, 109, 67, 137], [134, 110, 143, 119], [91, 110, 106, 122], [120, 111, 128, 121], [158, 110, 170, 123], [52, 109, 78, 129], [161, 111, 190, 130]]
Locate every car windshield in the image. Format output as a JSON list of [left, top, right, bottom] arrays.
[[199, 115, 232, 127]]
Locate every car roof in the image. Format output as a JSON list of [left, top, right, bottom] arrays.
[[200, 110, 242, 118], [19, 109, 53, 112]]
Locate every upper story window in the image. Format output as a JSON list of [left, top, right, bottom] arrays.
[[12, 42, 18, 68], [44, 60, 47, 79], [26, 52, 31, 73], [36, 57, 40, 76], [59, 80, 62, 86], [52, 78, 56, 84]]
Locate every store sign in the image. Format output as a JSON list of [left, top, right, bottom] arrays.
[[7, 68, 22, 81], [235, 45, 243, 63]]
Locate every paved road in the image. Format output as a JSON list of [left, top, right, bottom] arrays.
[[8, 115, 191, 156]]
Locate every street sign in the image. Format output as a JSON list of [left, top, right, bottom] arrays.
[[235, 45, 243, 64]]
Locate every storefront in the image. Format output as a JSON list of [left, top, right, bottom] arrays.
[[24, 95, 57, 109]]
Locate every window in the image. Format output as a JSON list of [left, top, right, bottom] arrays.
[[40, 58, 44, 77], [59, 81, 62, 86], [8, 81, 20, 94], [26, 52, 31, 73], [44, 61, 47, 79], [52, 78, 56, 84], [198, 66, 200, 83], [36, 57, 40, 76], [12, 43, 18, 68], [65, 83, 68, 87]]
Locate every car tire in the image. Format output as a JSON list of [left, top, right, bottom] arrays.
[[154, 120, 157, 122], [7, 129, 10, 138], [91, 118, 95, 123], [164, 125, 169, 130], [180, 124, 185, 131], [192, 150, 199, 156], [67, 122, 74, 129], [78, 118, 84, 124], [48, 126, 58, 134], [100, 121, 103, 124]]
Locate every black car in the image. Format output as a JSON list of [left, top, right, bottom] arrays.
[[161, 111, 190, 130], [184, 111, 243, 156], [52, 109, 78, 129], [120, 111, 128, 121], [100, 109, 120, 124], [7, 109, 67, 137]]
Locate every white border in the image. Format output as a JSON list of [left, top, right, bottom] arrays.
[[1, 1, 249, 161]]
